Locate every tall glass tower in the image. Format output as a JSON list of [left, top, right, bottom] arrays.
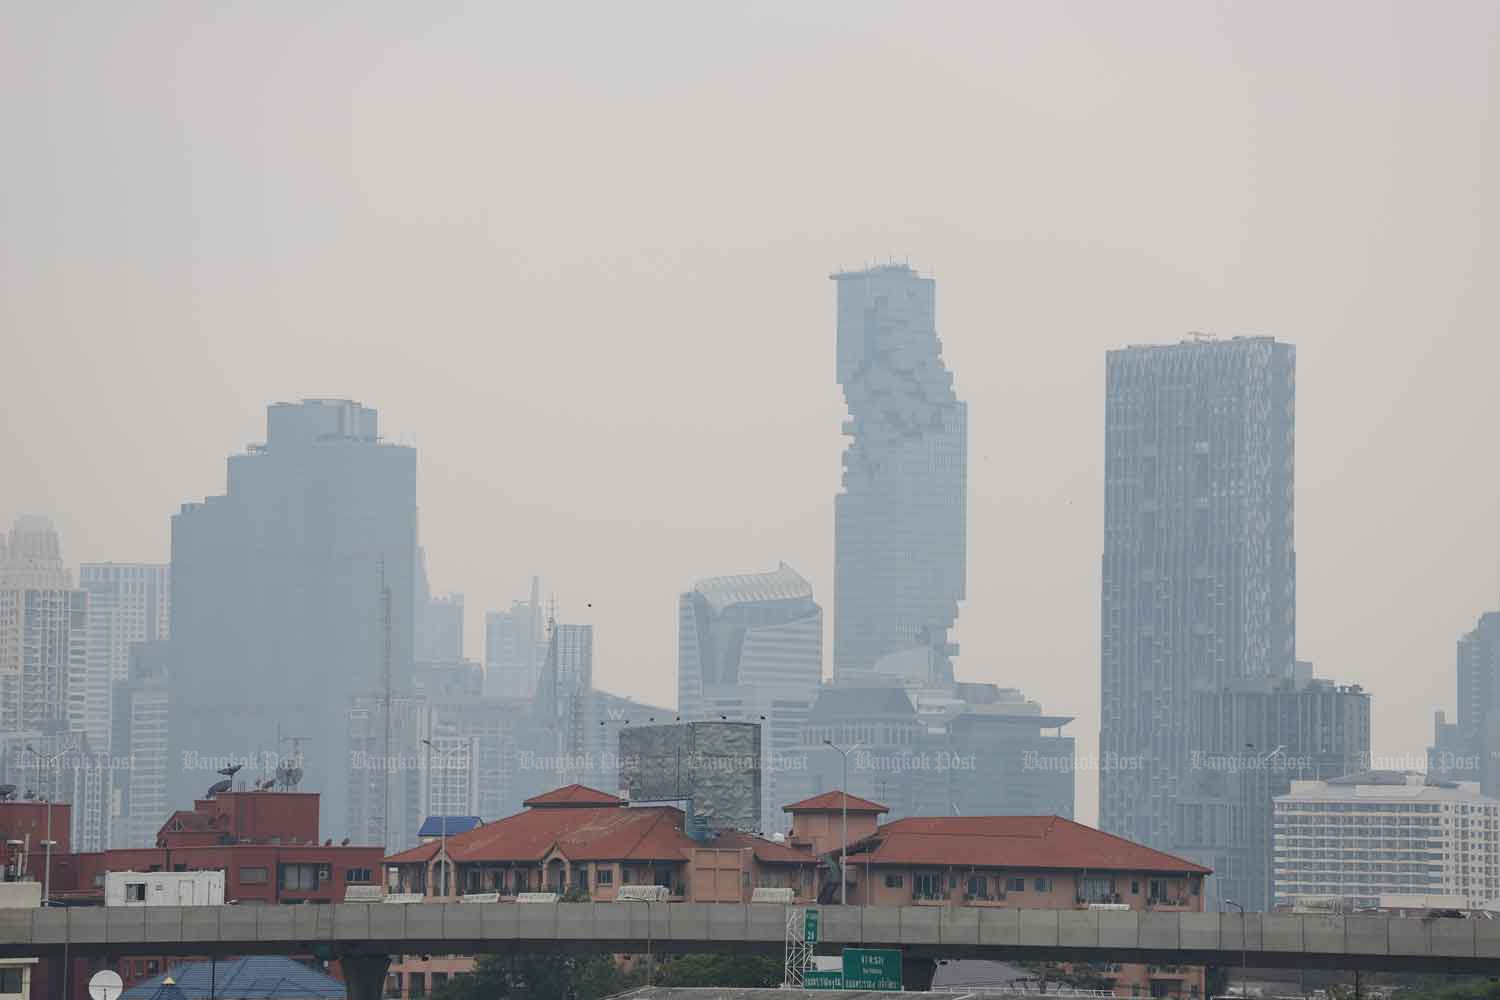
[[832, 264, 966, 684], [169, 399, 417, 838], [1099, 335, 1297, 910]]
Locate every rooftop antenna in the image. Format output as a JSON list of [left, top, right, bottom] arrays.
[[276, 733, 308, 790]]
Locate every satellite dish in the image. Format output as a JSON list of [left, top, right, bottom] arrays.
[[206, 779, 232, 797], [88, 970, 123, 1000], [217, 764, 242, 778]]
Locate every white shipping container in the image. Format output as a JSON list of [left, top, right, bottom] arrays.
[[105, 871, 225, 907]]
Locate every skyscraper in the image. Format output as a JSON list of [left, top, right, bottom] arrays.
[[0, 516, 113, 851], [483, 578, 545, 699], [111, 640, 171, 848], [168, 399, 417, 836], [1430, 611, 1500, 791], [0, 517, 87, 735], [832, 264, 966, 685], [678, 563, 822, 831], [1099, 335, 1298, 910]]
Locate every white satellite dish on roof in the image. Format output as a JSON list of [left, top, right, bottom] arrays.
[[89, 970, 124, 1000]]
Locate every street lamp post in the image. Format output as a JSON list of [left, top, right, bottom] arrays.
[[26, 744, 64, 906], [822, 740, 864, 906], [1225, 898, 1247, 997], [421, 739, 467, 899]]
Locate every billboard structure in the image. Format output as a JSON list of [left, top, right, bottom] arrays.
[[619, 721, 761, 834]]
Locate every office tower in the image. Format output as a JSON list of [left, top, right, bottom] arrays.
[[483, 578, 545, 698], [79, 563, 169, 765], [111, 640, 170, 848], [1428, 612, 1500, 791], [832, 264, 966, 685], [1100, 335, 1298, 911], [169, 399, 417, 836], [678, 564, 822, 832], [1275, 772, 1499, 910]]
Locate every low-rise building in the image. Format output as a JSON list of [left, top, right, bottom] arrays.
[[384, 784, 818, 902], [383, 784, 820, 1000], [786, 792, 1210, 998], [1274, 771, 1500, 910]]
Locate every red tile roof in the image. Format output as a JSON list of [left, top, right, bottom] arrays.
[[783, 791, 890, 814], [843, 816, 1210, 875], [387, 804, 695, 865], [522, 784, 626, 808], [706, 830, 818, 865]]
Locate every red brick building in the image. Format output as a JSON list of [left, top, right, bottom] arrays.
[[3, 792, 382, 1000]]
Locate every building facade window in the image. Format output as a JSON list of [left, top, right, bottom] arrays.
[[280, 864, 320, 891], [239, 867, 269, 884]]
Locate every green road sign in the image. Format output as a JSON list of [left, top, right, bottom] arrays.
[[842, 947, 902, 991], [803, 969, 844, 990], [804, 908, 820, 943]]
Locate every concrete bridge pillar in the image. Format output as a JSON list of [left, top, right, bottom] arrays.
[[340, 954, 391, 1000], [901, 956, 936, 991]]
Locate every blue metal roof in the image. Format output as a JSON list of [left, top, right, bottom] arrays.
[[120, 957, 346, 1000], [418, 815, 481, 837]]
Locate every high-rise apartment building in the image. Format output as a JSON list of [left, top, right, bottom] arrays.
[[0, 516, 87, 735], [79, 563, 169, 764], [1274, 772, 1500, 910], [678, 564, 822, 831], [483, 578, 545, 699], [168, 399, 417, 836], [1100, 336, 1299, 911], [0, 517, 113, 851], [832, 264, 966, 685]]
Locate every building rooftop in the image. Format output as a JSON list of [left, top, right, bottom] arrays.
[[417, 816, 482, 838], [1280, 772, 1490, 802], [783, 791, 890, 815], [522, 784, 626, 808], [844, 815, 1211, 875], [806, 686, 916, 721], [386, 788, 817, 868], [690, 563, 814, 613], [121, 957, 346, 1000]]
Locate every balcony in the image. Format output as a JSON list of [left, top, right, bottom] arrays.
[[1147, 896, 1192, 910]]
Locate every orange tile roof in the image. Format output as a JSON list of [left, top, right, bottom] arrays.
[[706, 830, 818, 865], [783, 791, 890, 814], [843, 816, 1210, 875], [522, 784, 626, 807], [387, 804, 695, 865]]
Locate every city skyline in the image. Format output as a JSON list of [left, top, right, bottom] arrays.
[[6, 2, 1500, 830]]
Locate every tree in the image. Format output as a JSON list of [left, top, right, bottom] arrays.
[[430, 953, 641, 1000], [652, 953, 784, 988]]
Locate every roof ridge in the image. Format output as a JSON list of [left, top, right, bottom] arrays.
[[1049, 816, 1210, 872]]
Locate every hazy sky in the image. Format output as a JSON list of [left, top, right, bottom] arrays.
[[3, 2, 1498, 825]]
